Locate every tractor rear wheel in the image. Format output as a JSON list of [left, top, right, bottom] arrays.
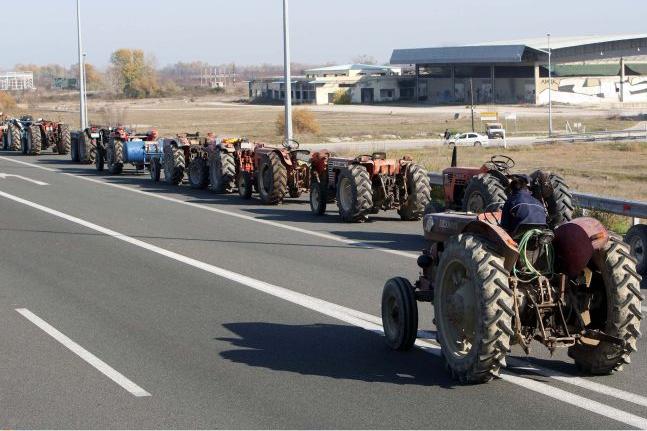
[[164, 146, 185, 185], [150, 157, 161, 182], [461, 173, 507, 213], [545, 173, 574, 228], [625, 224, 647, 275], [238, 171, 253, 199], [434, 234, 513, 384], [309, 173, 327, 215], [258, 152, 287, 205], [28, 125, 41, 155], [336, 165, 373, 222], [382, 277, 418, 351], [188, 157, 209, 189], [8, 124, 21, 151], [398, 163, 431, 221], [568, 235, 643, 374], [107, 139, 123, 175], [57, 124, 71, 155], [209, 149, 236, 193]]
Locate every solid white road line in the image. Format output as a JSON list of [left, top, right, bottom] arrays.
[[15, 308, 150, 397], [0, 155, 418, 259], [0, 172, 49, 185], [2, 189, 646, 429]]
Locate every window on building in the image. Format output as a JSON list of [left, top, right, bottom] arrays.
[[296, 91, 301, 99], [309, 91, 316, 100], [380, 89, 395, 99], [400, 88, 414, 99], [280, 91, 285, 99], [339, 83, 353, 88], [302, 91, 308, 100]]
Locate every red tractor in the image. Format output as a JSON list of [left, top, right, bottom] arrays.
[[18, 118, 71, 156], [309, 151, 431, 222], [382, 211, 643, 383], [187, 136, 252, 193], [249, 140, 311, 205], [436, 148, 573, 228], [71, 125, 111, 164], [149, 132, 208, 185]]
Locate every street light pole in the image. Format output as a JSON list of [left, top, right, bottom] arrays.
[[547, 33, 553, 136], [83, 52, 89, 125], [282, 0, 293, 143], [76, 0, 87, 130]]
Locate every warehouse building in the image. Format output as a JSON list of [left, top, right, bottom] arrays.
[[390, 34, 647, 105]]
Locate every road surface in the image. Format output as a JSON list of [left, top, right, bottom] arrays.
[[0, 151, 645, 429]]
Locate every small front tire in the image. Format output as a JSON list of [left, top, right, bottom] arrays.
[[382, 277, 418, 351]]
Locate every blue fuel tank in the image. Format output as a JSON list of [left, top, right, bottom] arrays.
[[123, 139, 146, 164]]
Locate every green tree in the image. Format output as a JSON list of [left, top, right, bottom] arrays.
[[109, 49, 159, 98]]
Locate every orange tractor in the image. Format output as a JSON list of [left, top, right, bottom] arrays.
[[309, 151, 431, 222], [246, 139, 311, 205], [435, 148, 573, 228]]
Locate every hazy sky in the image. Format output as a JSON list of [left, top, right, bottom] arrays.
[[3, 0, 647, 69]]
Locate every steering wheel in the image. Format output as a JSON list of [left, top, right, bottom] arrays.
[[283, 138, 300, 150], [490, 155, 515, 172]]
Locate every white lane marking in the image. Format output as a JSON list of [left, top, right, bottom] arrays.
[[0, 156, 418, 259], [15, 308, 150, 397], [1, 189, 646, 429], [0, 172, 48, 185]]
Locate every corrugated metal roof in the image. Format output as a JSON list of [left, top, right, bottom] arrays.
[[305, 64, 395, 73], [476, 33, 647, 51], [390, 45, 532, 65]]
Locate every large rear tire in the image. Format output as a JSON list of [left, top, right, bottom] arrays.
[[188, 156, 209, 189], [209, 149, 236, 193], [257, 152, 287, 205], [8, 124, 20, 151], [107, 139, 123, 175], [461, 173, 507, 213], [163, 145, 185, 185], [625, 224, 647, 275], [398, 163, 431, 221], [545, 173, 574, 228], [382, 277, 418, 351], [28, 125, 41, 155], [568, 236, 643, 374], [57, 124, 71, 155], [434, 234, 513, 384], [336, 165, 373, 222]]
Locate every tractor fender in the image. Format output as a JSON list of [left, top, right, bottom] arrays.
[[463, 220, 519, 272], [553, 217, 609, 278], [273, 148, 293, 166]]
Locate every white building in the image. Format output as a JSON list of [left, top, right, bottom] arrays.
[[0, 72, 35, 91]]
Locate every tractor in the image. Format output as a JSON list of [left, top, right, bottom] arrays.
[[96, 127, 159, 175], [186, 136, 253, 193], [148, 132, 213, 186], [250, 139, 311, 205], [309, 151, 431, 222], [15, 117, 71, 156], [381, 211, 643, 384], [435, 147, 573, 228], [3, 117, 24, 151], [71, 126, 110, 164]]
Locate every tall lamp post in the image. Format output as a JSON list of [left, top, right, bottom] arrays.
[[547, 33, 553, 136], [282, 0, 293, 144], [76, 0, 87, 130]]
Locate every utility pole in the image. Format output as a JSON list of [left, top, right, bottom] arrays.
[[470, 78, 475, 132], [547, 33, 553, 136], [82, 52, 89, 125], [282, 0, 293, 143], [76, 0, 87, 130]]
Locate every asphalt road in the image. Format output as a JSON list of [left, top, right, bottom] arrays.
[[0, 151, 645, 429]]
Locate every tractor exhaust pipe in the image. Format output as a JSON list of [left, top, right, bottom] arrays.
[[451, 146, 457, 167]]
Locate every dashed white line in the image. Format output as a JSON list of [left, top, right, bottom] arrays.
[[15, 308, 150, 397], [1, 188, 646, 429]]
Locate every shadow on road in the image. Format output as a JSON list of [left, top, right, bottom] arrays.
[[330, 230, 426, 253], [217, 321, 456, 388]]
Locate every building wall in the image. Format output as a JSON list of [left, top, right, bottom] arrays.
[[536, 75, 647, 104]]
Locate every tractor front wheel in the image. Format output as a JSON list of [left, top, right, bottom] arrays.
[[8, 124, 20, 151], [258, 152, 287, 205], [568, 235, 643, 374], [107, 139, 123, 175], [58, 124, 71, 155], [238, 172, 253, 199], [382, 277, 418, 351], [150, 157, 161, 182], [71, 134, 80, 162], [399, 163, 431, 221], [309, 173, 327, 215], [336, 165, 373, 222], [625, 224, 647, 275], [461, 173, 507, 213], [434, 234, 513, 384]]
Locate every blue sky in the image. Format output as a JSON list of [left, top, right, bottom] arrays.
[[4, 0, 647, 69]]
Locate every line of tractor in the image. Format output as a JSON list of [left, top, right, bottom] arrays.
[[0, 118, 643, 384]]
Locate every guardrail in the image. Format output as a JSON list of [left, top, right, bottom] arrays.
[[428, 172, 646, 221]]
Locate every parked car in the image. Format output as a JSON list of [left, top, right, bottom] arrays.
[[485, 122, 505, 139], [447, 132, 489, 147]]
